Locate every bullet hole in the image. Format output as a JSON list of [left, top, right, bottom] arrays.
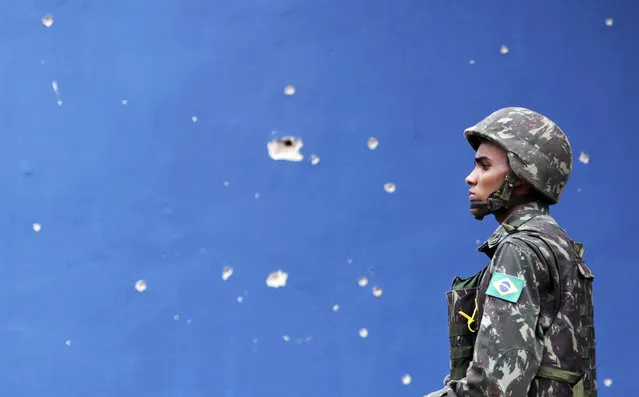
[[222, 267, 233, 281], [283, 335, 290, 342], [33, 223, 42, 232], [605, 18, 613, 26], [500, 45, 509, 54], [358, 277, 368, 287], [267, 136, 304, 162], [603, 378, 612, 387], [237, 296, 243, 303], [332, 304, 340, 312], [402, 375, 412, 385], [372, 287, 383, 297], [311, 154, 320, 165], [579, 152, 590, 164], [42, 16, 54, 27], [135, 280, 147, 292], [65, 340, 71, 346], [121, 99, 128, 105], [51, 81, 62, 106], [368, 137, 379, 150], [266, 270, 288, 288], [469, 59, 476, 64], [284, 85, 296, 95], [192, 115, 198, 122], [359, 328, 368, 338], [384, 183, 396, 193]]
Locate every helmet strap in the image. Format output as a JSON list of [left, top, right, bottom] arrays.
[[470, 172, 519, 220]]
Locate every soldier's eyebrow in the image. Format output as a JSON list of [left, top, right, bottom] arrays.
[[475, 156, 491, 164]]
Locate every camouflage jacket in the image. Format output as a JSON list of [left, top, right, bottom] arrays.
[[426, 202, 597, 397]]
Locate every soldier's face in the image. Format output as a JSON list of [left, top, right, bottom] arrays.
[[465, 141, 510, 215]]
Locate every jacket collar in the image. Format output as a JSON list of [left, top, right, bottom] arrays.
[[477, 202, 550, 258]]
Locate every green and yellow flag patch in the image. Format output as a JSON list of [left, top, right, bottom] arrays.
[[486, 272, 525, 303]]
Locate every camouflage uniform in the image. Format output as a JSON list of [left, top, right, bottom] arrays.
[[426, 108, 597, 397]]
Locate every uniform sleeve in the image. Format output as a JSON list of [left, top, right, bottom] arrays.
[[444, 240, 548, 397]]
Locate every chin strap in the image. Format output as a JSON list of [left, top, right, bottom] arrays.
[[470, 172, 537, 220]]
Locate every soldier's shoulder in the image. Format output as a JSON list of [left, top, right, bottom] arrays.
[[499, 215, 566, 254]]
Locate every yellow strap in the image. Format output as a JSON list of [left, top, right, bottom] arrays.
[[458, 298, 479, 333]]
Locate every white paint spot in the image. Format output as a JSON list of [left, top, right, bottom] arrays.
[[500, 45, 509, 54], [135, 280, 147, 293], [192, 115, 198, 122], [267, 137, 304, 162], [372, 286, 383, 297], [605, 18, 613, 26], [402, 374, 412, 385], [368, 137, 379, 150], [579, 152, 590, 164], [332, 304, 340, 312], [358, 277, 368, 287], [311, 154, 320, 165], [65, 340, 71, 346], [603, 378, 612, 387], [384, 183, 396, 193], [359, 328, 368, 338], [222, 267, 233, 281], [32, 223, 42, 232], [284, 85, 296, 95], [266, 270, 288, 288], [42, 16, 54, 27]]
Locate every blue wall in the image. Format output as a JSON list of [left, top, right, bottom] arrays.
[[1, 0, 637, 396]]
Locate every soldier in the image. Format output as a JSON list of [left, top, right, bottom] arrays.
[[425, 107, 597, 397]]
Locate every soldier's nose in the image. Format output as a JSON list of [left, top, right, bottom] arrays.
[[465, 170, 477, 186]]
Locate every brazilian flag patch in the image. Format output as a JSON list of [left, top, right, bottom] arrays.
[[486, 272, 525, 303]]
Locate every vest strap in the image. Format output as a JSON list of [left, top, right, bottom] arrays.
[[536, 365, 583, 385]]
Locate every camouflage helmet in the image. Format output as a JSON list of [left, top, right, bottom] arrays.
[[464, 107, 573, 205]]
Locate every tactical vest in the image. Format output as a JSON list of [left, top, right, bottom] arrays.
[[446, 227, 597, 397]]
